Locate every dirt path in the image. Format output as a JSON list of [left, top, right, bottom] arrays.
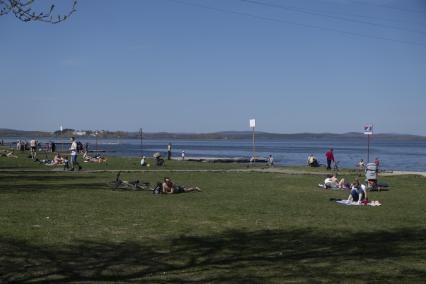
[[1, 168, 425, 177]]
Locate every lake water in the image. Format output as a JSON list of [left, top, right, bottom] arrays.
[[3, 137, 426, 171]]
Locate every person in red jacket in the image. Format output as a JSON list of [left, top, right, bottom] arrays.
[[325, 148, 335, 170]]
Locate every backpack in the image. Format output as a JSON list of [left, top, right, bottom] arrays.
[[77, 142, 83, 152]]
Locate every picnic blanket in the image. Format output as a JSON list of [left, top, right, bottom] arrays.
[[335, 199, 381, 206]]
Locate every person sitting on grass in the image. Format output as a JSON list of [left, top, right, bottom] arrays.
[[52, 153, 64, 165], [357, 159, 365, 170], [307, 154, 319, 167], [63, 156, 70, 170], [140, 156, 147, 166], [162, 177, 201, 194], [348, 179, 367, 204]]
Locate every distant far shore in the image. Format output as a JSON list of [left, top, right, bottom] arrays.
[[1, 128, 426, 141]]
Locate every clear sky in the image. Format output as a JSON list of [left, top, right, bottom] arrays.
[[1, 0, 425, 134]]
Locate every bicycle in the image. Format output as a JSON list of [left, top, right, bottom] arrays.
[[108, 171, 150, 191], [333, 161, 340, 172]]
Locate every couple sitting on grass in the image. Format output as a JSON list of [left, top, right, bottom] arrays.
[[160, 177, 201, 194], [320, 175, 368, 204], [40, 153, 68, 167]]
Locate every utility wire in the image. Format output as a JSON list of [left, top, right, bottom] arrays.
[[241, 0, 426, 35], [279, 0, 426, 26], [167, 0, 426, 48], [350, 0, 426, 15]]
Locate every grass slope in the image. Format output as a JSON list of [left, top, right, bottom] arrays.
[[0, 150, 425, 283]]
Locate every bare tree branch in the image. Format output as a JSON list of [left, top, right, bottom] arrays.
[[0, 0, 77, 23]]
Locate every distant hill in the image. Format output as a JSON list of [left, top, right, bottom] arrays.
[[0, 128, 51, 138], [1, 128, 425, 141]]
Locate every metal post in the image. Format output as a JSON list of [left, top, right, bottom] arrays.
[[252, 126, 256, 164], [367, 134, 370, 163], [95, 131, 98, 152], [140, 128, 143, 156]]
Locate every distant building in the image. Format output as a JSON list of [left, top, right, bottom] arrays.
[[73, 131, 87, 136]]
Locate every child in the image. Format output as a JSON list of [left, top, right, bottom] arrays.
[[63, 156, 70, 170]]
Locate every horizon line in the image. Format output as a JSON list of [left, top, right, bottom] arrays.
[[1, 128, 425, 138]]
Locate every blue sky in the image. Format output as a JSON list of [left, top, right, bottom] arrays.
[[1, 0, 425, 134]]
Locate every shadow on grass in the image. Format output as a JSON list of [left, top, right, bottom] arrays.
[[0, 174, 105, 193], [1, 228, 425, 283]]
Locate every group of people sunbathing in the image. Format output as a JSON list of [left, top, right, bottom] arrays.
[[319, 175, 368, 204], [39, 153, 69, 168], [38, 151, 106, 168]]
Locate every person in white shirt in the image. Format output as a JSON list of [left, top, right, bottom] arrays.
[[30, 139, 37, 160], [69, 137, 82, 171], [140, 156, 146, 166], [348, 179, 367, 204], [267, 155, 274, 167], [307, 154, 319, 167]]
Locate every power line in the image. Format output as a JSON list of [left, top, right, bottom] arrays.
[[167, 0, 426, 48], [293, 0, 426, 26], [350, 0, 426, 15], [241, 0, 426, 35]]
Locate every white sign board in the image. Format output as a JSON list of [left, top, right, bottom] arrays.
[[364, 124, 373, 135], [249, 119, 256, 128]]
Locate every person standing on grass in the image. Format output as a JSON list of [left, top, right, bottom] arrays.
[[69, 137, 82, 171], [374, 157, 380, 171], [267, 154, 274, 167], [325, 148, 335, 170], [181, 150, 185, 161], [167, 143, 172, 160], [30, 139, 37, 160]]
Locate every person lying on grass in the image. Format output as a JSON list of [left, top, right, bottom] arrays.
[[0, 150, 18, 158], [83, 151, 107, 163], [348, 179, 367, 204], [162, 177, 201, 194], [38, 153, 65, 166], [319, 174, 350, 189]]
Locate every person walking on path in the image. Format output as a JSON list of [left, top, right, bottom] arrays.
[[325, 148, 335, 170], [167, 143, 172, 160], [69, 137, 82, 171]]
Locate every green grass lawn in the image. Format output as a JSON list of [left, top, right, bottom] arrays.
[[0, 150, 425, 283]]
